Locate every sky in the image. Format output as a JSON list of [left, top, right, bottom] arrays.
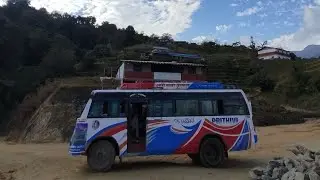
[[1, 0, 320, 51]]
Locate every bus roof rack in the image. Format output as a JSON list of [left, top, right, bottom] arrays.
[[119, 82, 239, 90]]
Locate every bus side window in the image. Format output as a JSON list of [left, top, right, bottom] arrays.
[[221, 93, 249, 115], [175, 100, 199, 116], [217, 100, 224, 115], [148, 100, 162, 117], [200, 100, 218, 116], [162, 100, 173, 117], [119, 101, 126, 117]]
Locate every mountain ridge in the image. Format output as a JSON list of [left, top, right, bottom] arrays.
[[293, 45, 320, 58]]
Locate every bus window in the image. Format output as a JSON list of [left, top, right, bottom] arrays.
[[222, 94, 249, 115], [148, 100, 162, 117], [119, 101, 126, 117], [200, 100, 218, 116], [175, 100, 199, 116], [162, 100, 173, 117], [108, 101, 119, 117], [87, 100, 119, 118]]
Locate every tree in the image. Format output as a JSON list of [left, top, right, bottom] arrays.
[[124, 25, 136, 46], [249, 36, 256, 50], [232, 41, 241, 47], [257, 41, 268, 50], [289, 52, 297, 60], [41, 47, 76, 76], [159, 33, 174, 46]]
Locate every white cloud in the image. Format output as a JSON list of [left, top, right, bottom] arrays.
[[239, 36, 251, 46], [29, 0, 201, 37], [0, 0, 6, 6], [215, 24, 232, 33], [269, 4, 320, 51], [236, 6, 261, 16], [191, 35, 216, 44], [230, 3, 238, 7]]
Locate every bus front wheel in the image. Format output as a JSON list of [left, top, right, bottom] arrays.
[[199, 137, 226, 168], [87, 140, 116, 172]]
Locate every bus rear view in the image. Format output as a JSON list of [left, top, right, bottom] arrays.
[[69, 82, 258, 172]]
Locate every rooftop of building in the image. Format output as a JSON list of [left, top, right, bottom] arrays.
[[120, 59, 207, 67]]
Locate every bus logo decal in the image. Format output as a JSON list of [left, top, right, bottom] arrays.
[[92, 120, 100, 130], [212, 117, 239, 124]]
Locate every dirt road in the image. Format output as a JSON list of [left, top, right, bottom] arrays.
[[1, 121, 320, 180]]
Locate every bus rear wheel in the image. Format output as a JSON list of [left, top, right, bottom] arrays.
[[199, 137, 226, 168], [87, 140, 116, 172]]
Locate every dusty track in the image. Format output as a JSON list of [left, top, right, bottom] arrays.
[[1, 120, 320, 180]]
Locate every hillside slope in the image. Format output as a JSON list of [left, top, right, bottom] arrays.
[[6, 77, 119, 142]]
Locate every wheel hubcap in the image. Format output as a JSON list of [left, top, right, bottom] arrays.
[[94, 148, 107, 166], [204, 144, 219, 164]]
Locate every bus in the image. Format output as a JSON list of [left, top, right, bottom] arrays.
[[69, 82, 258, 172]]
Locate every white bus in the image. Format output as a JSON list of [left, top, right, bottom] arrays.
[[69, 82, 258, 172]]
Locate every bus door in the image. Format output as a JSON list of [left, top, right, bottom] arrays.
[[126, 93, 148, 153]]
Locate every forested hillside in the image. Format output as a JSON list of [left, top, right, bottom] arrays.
[[0, 0, 155, 131], [1, 1, 320, 137]]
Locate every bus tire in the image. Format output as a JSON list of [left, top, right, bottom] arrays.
[[87, 140, 116, 172], [199, 137, 225, 168]]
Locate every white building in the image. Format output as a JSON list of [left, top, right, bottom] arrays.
[[258, 47, 291, 60]]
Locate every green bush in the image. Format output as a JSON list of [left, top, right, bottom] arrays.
[[248, 71, 275, 92]]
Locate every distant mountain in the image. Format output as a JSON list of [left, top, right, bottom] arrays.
[[293, 45, 320, 59]]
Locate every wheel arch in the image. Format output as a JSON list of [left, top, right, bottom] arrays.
[[86, 136, 120, 156]]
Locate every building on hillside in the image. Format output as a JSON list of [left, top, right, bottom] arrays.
[[258, 47, 292, 60], [115, 59, 207, 84]]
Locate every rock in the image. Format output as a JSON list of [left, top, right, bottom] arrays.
[[286, 163, 295, 170], [284, 158, 296, 170], [296, 163, 307, 173], [292, 158, 301, 167], [269, 160, 283, 168], [249, 145, 320, 180], [281, 168, 297, 180], [315, 153, 320, 166], [308, 170, 320, 180], [296, 145, 310, 155], [294, 172, 306, 180], [264, 165, 274, 177], [261, 175, 273, 180], [288, 175, 295, 180], [280, 167, 289, 177], [304, 152, 316, 162], [250, 167, 265, 179], [288, 147, 301, 156], [281, 172, 290, 180], [272, 168, 281, 179], [312, 167, 320, 176], [309, 151, 316, 160]]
